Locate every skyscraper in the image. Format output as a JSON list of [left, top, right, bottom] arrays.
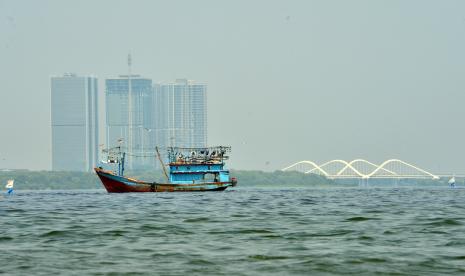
[[105, 75, 153, 169], [51, 73, 99, 172], [154, 79, 207, 149]]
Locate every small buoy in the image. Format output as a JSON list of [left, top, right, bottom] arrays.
[[448, 176, 456, 188], [5, 179, 14, 195]]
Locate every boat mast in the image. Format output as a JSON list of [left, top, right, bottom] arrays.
[[127, 53, 133, 169], [156, 146, 169, 182]]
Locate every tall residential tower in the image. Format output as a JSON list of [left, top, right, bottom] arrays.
[[51, 73, 99, 171], [154, 79, 207, 149], [105, 75, 153, 169]]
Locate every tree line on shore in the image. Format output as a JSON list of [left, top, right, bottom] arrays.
[[0, 169, 334, 190], [0, 169, 450, 190]]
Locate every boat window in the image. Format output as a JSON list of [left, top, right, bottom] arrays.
[[204, 173, 218, 182]]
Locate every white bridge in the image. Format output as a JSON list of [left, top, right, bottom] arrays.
[[282, 159, 440, 180]]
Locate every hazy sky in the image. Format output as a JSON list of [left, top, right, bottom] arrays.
[[1, 0, 464, 172]]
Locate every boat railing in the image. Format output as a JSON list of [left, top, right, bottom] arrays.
[[167, 146, 231, 164]]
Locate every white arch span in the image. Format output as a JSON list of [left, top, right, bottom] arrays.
[[282, 159, 439, 180], [304, 159, 397, 177]]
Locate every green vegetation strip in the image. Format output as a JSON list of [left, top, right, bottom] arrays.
[[0, 170, 450, 190], [0, 170, 335, 190]]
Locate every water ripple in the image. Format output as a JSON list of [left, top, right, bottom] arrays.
[[1, 187, 465, 275]]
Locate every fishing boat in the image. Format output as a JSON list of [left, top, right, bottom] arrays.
[[95, 146, 237, 193]]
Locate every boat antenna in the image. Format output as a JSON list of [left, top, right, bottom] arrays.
[[156, 146, 169, 181], [127, 53, 133, 169]]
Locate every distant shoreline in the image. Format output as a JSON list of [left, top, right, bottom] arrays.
[[0, 169, 449, 190], [0, 169, 335, 190]]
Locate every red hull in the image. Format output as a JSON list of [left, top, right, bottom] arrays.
[[94, 168, 233, 193]]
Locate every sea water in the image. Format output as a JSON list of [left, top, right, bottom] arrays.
[[1, 187, 465, 275]]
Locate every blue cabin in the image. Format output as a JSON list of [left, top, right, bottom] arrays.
[[167, 146, 231, 184]]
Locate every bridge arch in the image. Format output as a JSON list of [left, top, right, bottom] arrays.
[[282, 159, 439, 179]]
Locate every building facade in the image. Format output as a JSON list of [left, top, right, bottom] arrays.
[[51, 73, 99, 172], [154, 79, 207, 149], [105, 75, 153, 169]]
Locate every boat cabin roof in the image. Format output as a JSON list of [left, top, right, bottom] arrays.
[[167, 146, 230, 165]]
